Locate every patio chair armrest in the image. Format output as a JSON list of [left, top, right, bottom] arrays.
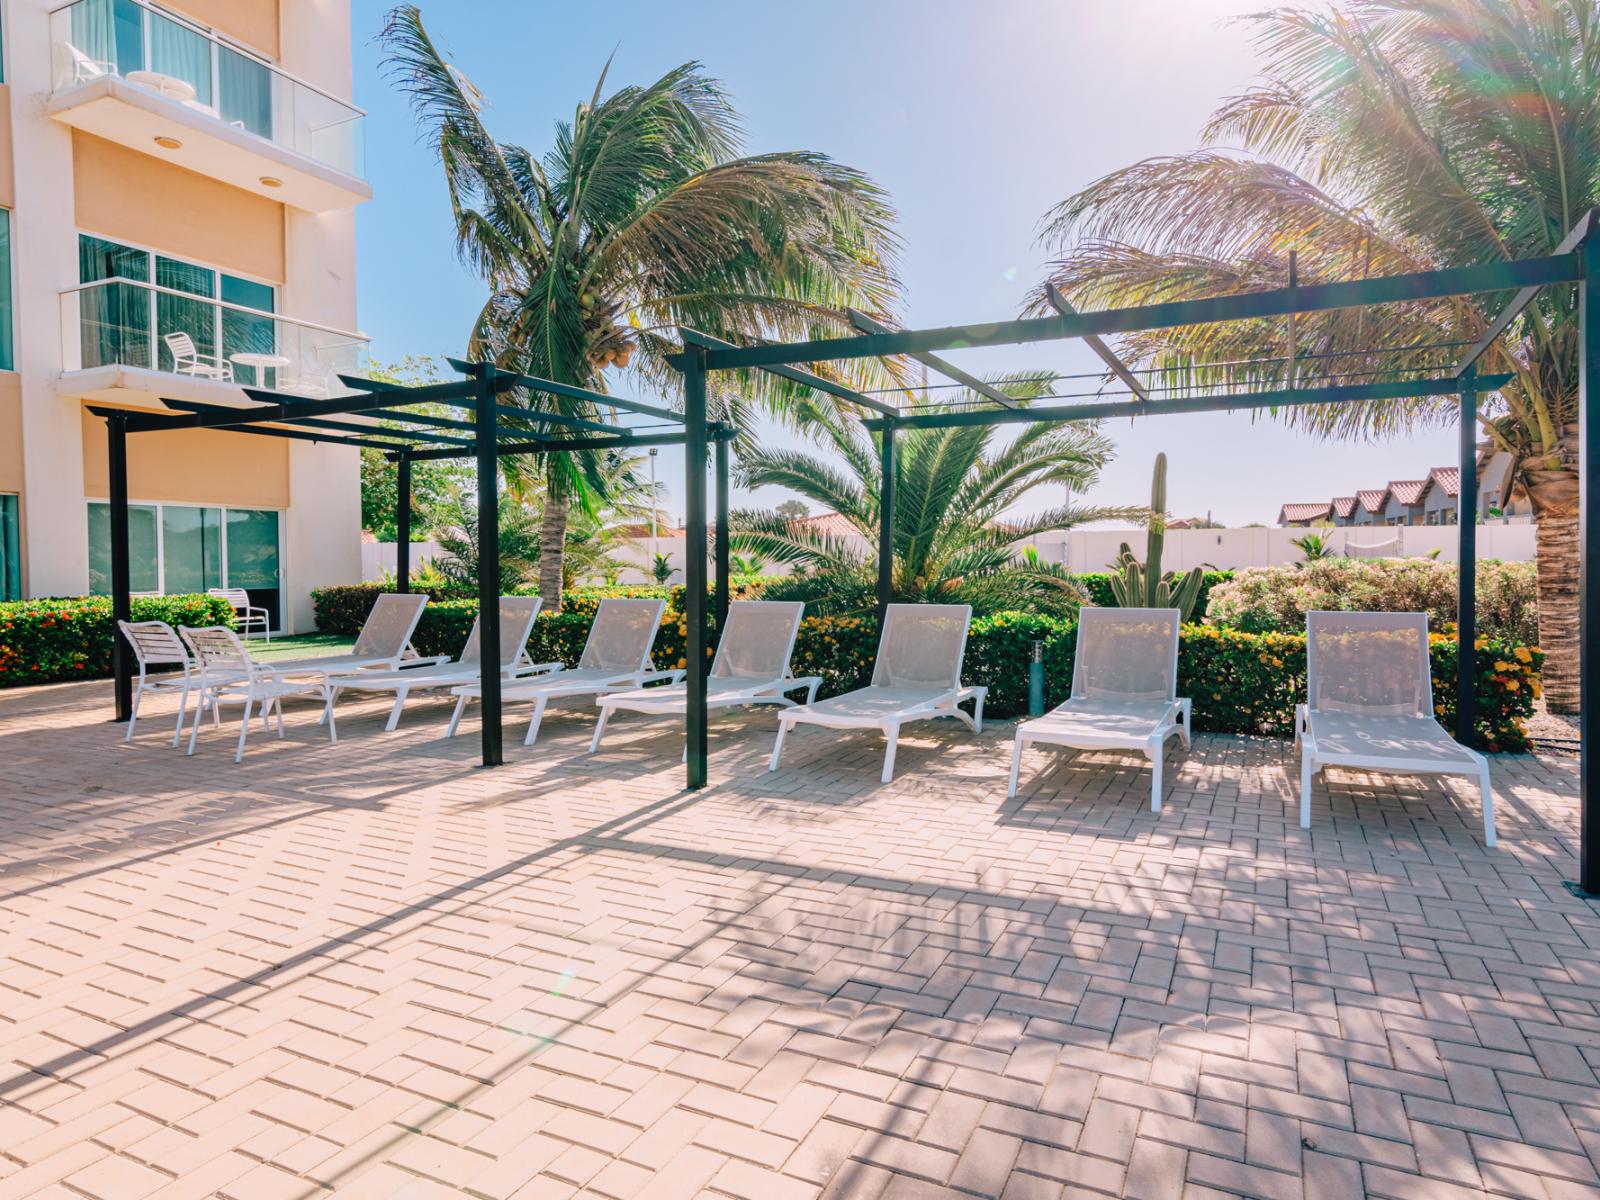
[[637, 669, 685, 687], [393, 655, 451, 669], [524, 661, 566, 675]]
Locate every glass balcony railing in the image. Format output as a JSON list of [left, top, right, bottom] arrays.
[[50, 0, 365, 179], [62, 277, 370, 396]]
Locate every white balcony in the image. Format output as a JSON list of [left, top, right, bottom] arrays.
[[60, 276, 370, 404], [47, 0, 370, 212]]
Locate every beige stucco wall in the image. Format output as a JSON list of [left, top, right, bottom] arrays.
[[0, 85, 16, 210], [73, 133, 286, 282], [80, 406, 290, 508], [165, 0, 281, 60], [0, 375, 22, 494]]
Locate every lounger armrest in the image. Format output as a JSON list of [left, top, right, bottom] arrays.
[[393, 655, 451, 669], [523, 661, 566, 675], [636, 669, 685, 687]]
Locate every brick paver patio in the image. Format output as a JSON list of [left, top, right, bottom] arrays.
[[0, 679, 1594, 1199]]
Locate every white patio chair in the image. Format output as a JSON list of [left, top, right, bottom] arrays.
[[769, 603, 986, 784], [324, 596, 548, 732], [209, 587, 270, 641], [590, 600, 820, 755], [447, 598, 677, 746], [117, 619, 208, 747], [1007, 607, 1191, 811], [179, 625, 336, 763], [262, 593, 436, 680], [164, 332, 233, 381], [1297, 611, 1495, 845]]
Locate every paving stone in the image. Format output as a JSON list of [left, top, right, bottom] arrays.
[[0, 681, 1588, 1198]]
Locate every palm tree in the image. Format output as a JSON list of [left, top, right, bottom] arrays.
[[382, 7, 904, 610], [730, 376, 1138, 610], [1032, 0, 1600, 710]]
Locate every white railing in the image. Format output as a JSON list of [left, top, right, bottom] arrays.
[[49, 0, 365, 178], [62, 276, 369, 396]]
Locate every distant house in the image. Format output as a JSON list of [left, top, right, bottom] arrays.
[[1276, 449, 1529, 528]]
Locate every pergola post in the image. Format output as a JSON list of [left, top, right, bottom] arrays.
[[396, 452, 412, 595], [1455, 369, 1479, 745], [715, 435, 730, 629], [108, 415, 132, 723], [683, 345, 710, 789], [877, 423, 896, 625], [1579, 233, 1600, 893], [472, 363, 502, 768]]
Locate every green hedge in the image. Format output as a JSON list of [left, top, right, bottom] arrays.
[[0, 594, 235, 689], [310, 583, 1541, 752]]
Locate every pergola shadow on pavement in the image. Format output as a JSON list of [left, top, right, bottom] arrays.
[[100, 214, 1600, 890]]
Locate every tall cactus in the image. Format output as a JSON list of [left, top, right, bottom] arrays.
[[1106, 453, 1206, 621]]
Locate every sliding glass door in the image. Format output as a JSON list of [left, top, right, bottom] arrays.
[[87, 502, 281, 627], [0, 495, 20, 602]]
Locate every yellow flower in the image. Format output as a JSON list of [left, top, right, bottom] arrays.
[[1494, 661, 1512, 673], [1514, 646, 1532, 664], [676, 657, 687, 669], [1474, 638, 1488, 651], [1505, 679, 1519, 692]]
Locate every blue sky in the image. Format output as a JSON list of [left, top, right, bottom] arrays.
[[349, 0, 1459, 527]]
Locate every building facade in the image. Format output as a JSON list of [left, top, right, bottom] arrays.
[[0, 0, 370, 630]]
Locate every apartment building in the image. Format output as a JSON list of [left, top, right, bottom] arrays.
[[0, 0, 370, 631]]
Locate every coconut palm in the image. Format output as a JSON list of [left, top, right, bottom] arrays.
[[382, 7, 904, 610], [1033, 0, 1600, 709], [731, 375, 1138, 611]]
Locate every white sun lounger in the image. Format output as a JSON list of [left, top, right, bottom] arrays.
[[590, 600, 821, 754], [324, 596, 548, 731], [447, 598, 676, 746], [262, 593, 436, 680], [769, 603, 986, 783], [179, 625, 337, 763], [1007, 607, 1191, 810], [1297, 610, 1495, 844]]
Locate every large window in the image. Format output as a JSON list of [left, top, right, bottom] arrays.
[[0, 495, 20, 602], [77, 234, 276, 382], [87, 501, 281, 626]]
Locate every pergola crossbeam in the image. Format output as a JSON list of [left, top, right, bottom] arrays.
[[443, 357, 685, 424], [1453, 212, 1594, 378], [847, 309, 1017, 408], [678, 328, 899, 418], [1046, 285, 1152, 403], [158, 399, 476, 447]]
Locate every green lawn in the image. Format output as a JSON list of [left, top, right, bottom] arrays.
[[250, 633, 354, 660]]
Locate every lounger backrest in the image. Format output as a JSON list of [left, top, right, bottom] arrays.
[[1071, 607, 1180, 702], [578, 598, 668, 672], [119, 620, 190, 669], [351, 593, 429, 658], [1306, 610, 1433, 717], [871, 603, 972, 690], [458, 596, 543, 668], [711, 601, 805, 681]]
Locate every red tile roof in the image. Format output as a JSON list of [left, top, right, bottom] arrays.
[[1387, 479, 1428, 506], [1427, 466, 1461, 497], [1331, 496, 1358, 519], [791, 513, 859, 538], [1357, 489, 1388, 513], [1279, 502, 1332, 523]]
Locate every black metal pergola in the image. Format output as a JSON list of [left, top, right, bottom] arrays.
[[100, 212, 1600, 892]]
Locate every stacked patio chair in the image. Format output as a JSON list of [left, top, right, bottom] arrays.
[[117, 619, 209, 747], [589, 600, 820, 755], [1007, 607, 1191, 810], [447, 598, 675, 747], [1297, 610, 1495, 844], [769, 603, 986, 783], [178, 625, 337, 763], [323, 596, 546, 732]]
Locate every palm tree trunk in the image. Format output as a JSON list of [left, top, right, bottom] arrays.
[[539, 487, 569, 613], [1526, 458, 1580, 713]]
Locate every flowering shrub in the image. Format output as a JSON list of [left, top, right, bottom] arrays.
[[0, 594, 235, 689], [1204, 558, 1538, 643], [305, 584, 1542, 753]]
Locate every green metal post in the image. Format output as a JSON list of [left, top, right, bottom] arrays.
[[108, 416, 132, 723], [878, 424, 896, 627], [715, 435, 730, 629], [683, 346, 710, 789], [1455, 371, 1478, 745], [396, 452, 412, 595], [473, 364, 502, 768]]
